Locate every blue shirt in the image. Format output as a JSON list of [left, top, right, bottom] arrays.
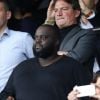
[[0, 28, 34, 92]]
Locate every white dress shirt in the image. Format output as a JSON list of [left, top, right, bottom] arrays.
[[0, 28, 34, 92]]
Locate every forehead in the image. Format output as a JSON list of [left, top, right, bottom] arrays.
[[35, 27, 53, 36], [55, 0, 72, 8]]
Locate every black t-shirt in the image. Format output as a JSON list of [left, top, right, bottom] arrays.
[[1, 56, 90, 100]]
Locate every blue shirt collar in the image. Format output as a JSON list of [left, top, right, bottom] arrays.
[[3, 27, 9, 36]]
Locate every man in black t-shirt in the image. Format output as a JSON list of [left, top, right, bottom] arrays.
[[0, 25, 90, 100]]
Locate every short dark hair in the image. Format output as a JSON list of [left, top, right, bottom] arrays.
[[53, 0, 80, 10]]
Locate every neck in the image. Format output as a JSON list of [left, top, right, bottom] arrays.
[[39, 54, 62, 67], [58, 22, 77, 29]]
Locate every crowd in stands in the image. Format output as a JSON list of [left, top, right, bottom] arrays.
[[0, 0, 100, 100]]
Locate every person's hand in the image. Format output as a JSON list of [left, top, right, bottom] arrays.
[[79, 0, 94, 17], [81, 15, 89, 24], [78, 0, 92, 15], [91, 94, 100, 100], [67, 89, 80, 100], [90, 84, 100, 100], [46, 0, 55, 22], [78, 0, 88, 11], [6, 96, 14, 100], [57, 51, 68, 56]]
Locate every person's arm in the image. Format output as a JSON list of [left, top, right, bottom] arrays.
[[67, 89, 80, 100], [90, 84, 100, 100], [79, 0, 95, 16], [44, 0, 55, 25], [59, 29, 97, 63], [79, 0, 95, 25], [68, 30, 96, 63], [91, 94, 100, 100], [0, 71, 15, 100], [80, 0, 95, 9]]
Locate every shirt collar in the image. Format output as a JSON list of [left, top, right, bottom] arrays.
[[0, 27, 10, 37], [3, 27, 9, 35], [0, 27, 10, 39]]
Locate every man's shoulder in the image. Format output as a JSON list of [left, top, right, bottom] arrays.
[[57, 56, 84, 73], [60, 56, 82, 67], [16, 58, 36, 66], [8, 29, 33, 42], [13, 58, 36, 72], [9, 29, 31, 37], [79, 27, 95, 34]]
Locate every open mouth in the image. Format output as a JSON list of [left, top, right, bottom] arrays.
[[35, 45, 42, 51]]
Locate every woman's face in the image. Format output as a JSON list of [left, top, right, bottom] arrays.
[[95, 77, 100, 95]]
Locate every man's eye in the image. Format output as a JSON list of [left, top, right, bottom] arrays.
[[42, 36, 48, 40], [62, 8, 68, 10], [54, 9, 57, 12]]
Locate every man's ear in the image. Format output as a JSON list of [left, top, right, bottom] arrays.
[[75, 10, 80, 18], [6, 11, 11, 20]]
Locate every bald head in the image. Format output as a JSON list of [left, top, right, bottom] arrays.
[[33, 25, 61, 58], [35, 24, 60, 41]]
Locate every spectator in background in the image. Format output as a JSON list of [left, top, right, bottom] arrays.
[[90, 0, 100, 28], [0, 24, 90, 100], [78, 0, 100, 71], [8, 0, 42, 38], [80, 0, 100, 70], [78, 0, 100, 28], [78, 0, 95, 29], [45, 0, 96, 80], [92, 0, 100, 68], [0, 0, 34, 94]]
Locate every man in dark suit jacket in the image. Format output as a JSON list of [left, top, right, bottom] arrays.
[[45, 0, 97, 79]]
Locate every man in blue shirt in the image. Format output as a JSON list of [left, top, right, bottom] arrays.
[[0, 0, 34, 93]]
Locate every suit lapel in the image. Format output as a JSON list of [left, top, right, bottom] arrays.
[[60, 26, 81, 50]]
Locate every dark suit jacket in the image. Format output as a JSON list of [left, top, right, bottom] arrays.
[[59, 26, 96, 63], [59, 26, 97, 75], [95, 30, 100, 66]]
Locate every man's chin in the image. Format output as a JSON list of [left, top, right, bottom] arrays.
[[33, 49, 50, 59], [57, 24, 65, 29], [33, 44, 56, 59], [35, 53, 51, 59]]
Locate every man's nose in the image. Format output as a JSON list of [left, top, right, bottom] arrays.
[[36, 37, 41, 43], [57, 9, 62, 16]]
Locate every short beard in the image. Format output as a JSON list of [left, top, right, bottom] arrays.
[[33, 44, 57, 59]]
